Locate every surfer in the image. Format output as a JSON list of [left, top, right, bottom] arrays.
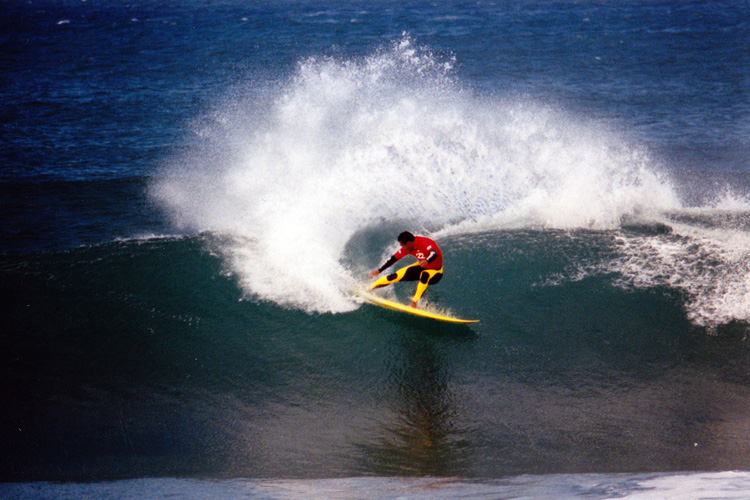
[[369, 231, 443, 308]]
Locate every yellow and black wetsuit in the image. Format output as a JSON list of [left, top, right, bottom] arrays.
[[371, 236, 443, 303]]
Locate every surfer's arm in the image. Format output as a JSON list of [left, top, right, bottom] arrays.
[[370, 255, 399, 277], [417, 250, 438, 267]]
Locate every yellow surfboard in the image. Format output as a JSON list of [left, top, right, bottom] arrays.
[[356, 289, 479, 324]]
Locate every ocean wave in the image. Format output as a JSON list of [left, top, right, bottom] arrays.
[[151, 38, 743, 325]]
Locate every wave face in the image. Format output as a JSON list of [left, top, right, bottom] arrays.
[[4, 234, 750, 482], [151, 39, 681, 314]]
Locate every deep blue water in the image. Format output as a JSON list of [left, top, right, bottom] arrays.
[[2, 0, 750, 494]]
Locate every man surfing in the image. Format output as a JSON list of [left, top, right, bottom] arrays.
[[369, 231, 443, 308]]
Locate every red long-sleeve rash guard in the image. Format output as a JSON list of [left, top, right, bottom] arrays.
[[378, 236, 443, 273]]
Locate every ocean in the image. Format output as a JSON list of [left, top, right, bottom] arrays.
[[2, 0, 750, 498]]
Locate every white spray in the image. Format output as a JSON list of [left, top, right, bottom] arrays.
[[152, 39, 687, 314]]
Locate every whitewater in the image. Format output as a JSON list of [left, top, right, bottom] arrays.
[[151, 39, 750, 328]]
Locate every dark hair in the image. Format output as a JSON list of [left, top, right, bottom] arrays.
[[397, 231, 415, 244]]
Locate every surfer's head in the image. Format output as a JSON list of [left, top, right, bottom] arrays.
[[398, 231, 416, 250], [397, 232, 415, 244]]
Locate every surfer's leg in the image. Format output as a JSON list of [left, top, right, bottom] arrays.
[[371, 263, 422, 289], [411, 268, 443, 304]]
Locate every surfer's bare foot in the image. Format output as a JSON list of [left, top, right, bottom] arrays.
[[409, 300, 418, 308]]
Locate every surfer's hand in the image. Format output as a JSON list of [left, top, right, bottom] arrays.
[[369, 270, 379, 278], [418, 260, 428, 267]]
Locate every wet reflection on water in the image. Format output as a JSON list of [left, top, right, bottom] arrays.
[[358, 325, 475, 475]]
